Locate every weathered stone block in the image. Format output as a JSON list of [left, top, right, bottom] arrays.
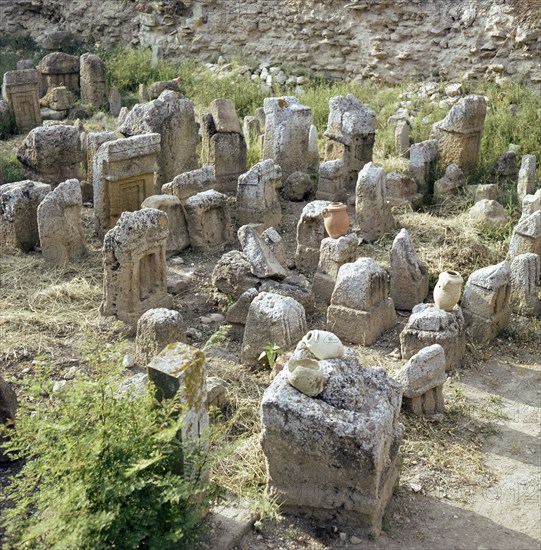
[[327, 258, 396, 346], [136, 308, 186, 366], [93, 133, 161, 237], [37, 178, 87, 264], [184, 190, 232, 251], [142, 194, 190, 254], [237, 159, 281, 229], [261, 347, 403, 536], [390, 228, 429, 310], [461, 262, 512, 344], [400, 304, 466, 372], [241, 292, 306, 365], [295, 200, 330, 277], [101, 208, 173, 327], [0, 180, 51, 251]]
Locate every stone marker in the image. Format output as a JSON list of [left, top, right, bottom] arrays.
[[241, 292, 306, 365], [474, 184, 499, 202], [212, 250, 259, 300], [395, 119, 410, 157], [295, 200, 331, 276], [184, 190, 232, 251], [517, 154, 537, 203], [108, 86, 122, 117], [409, 139, 438, 197], [390, 228, 429, 310], [327, 258, 396, 346], [120, 91, 199, 187], [430, 95, 487, 175], [385, 172, 423, 208], [510, 253, 541, 316], [17, 124, 82, 185], [101, 208, 173, 326], [201, 114, 247, 190], [37, 178, 87, 264], [469, 199, 509, 228], [85, 131, 117, 188], [433, 164, 465, 201], [283, 171, 313, 202], [263, 96, 312, 182], [238, 224, 286, 279], [355, 162, 394, 242], [0, 180, 51, 251], [312, 234, 358, 304], [93, 133, 161, 237], [237, 159, 281, 229], [243, 115, 261, 150], [400, 303, 466, 372], [42, 86, 73, 111], [324, 94, 376, 187], [261, 345, 403, 536], [162, 166, 217, 204], [142, 194, 190, 254], [147, 342, 208, 445], [136, 308, 187, 366], [38, 52, 80, 95], [79, 53, 108, 108], [508, 211, 541, 260], [316, 159, 345, 202], [1, 69, 42, 131], [394, 344, 446, 415], [461, 262, 512, 344]]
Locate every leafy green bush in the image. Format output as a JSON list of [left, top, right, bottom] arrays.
[[1, 351, 216, 549], [0, 152, 26, 183]]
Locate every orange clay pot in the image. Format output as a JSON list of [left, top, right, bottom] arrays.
[[322, 202, 349, 239]]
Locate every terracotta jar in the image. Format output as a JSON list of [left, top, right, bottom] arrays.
[[434, 270, 464, 311], [322, 202, 349, 239]]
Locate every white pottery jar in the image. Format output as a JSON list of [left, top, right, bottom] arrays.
[[302, 330, 344, 360], [287, 358, 324, 397], [434, 270, 464, 311]]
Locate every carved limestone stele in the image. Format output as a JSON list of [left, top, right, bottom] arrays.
[[100, 208, 172, 327], [93, 133, 161, 238]]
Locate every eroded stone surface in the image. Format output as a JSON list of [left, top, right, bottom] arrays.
[[328, 258, 396, 346], [390, 228, 429, 311], [0, 180, 51, 251], [261, 346, 403, 536], [37, 178, 87, 264]]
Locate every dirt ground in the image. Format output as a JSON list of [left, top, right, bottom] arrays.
[[0, 188, 540, 550]]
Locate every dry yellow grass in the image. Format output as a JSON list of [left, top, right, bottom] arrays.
[[0, 250, 103, 359]]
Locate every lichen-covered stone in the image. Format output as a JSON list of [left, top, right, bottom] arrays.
[[461, 262, 512, 344], [261, 346, 403, 536], [327, 258, 396, 346], [400, 304, 466, 372], [241, 292, 306, 365], [136, 308, 186, 366], [237, 160, 281, 229], [390, 228, 429, 311], [101, 208, 172, 327], [238, 224, 286, 279], [119, 91, 199, 187], [510, 253, 541, 316], [37, 178, 87, 264], [0, 180, 51, 251], [17, 125, 82, 185]]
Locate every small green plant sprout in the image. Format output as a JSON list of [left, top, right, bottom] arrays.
[[258, 341, 284, 369]]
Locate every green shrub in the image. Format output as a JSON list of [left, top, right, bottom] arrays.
[[1, 350, 217, 549], [0, 152, 26, 183]]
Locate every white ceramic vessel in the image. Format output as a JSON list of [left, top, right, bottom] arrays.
[[434, 270, 464, 311], [287, 358, 324, 397], [302, 330, 344, 360]]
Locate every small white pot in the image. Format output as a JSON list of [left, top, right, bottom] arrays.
[[287, 358, 324, 397], [434, 270, 464, 311], [302, 330, 344, 360]]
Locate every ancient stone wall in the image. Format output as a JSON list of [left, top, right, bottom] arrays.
[[1, 0, 540, 84]]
